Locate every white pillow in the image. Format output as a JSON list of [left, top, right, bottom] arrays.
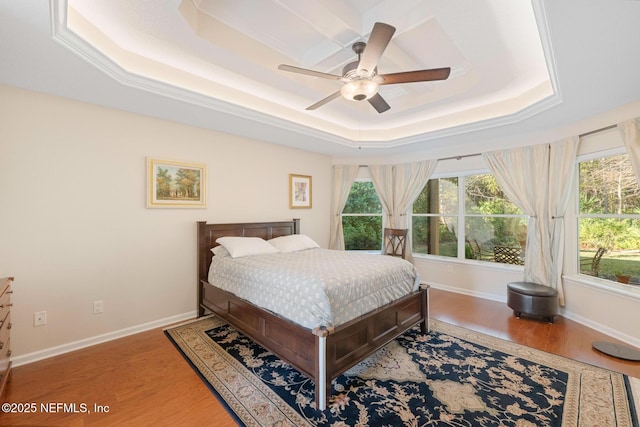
[[268, 234, 320, 253], [211, 245, 230, 257], [215, 236, 280, 258]]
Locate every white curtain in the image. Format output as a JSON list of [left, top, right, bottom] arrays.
[[548, 137, 579, 305], [329, 165, 359, 250], [618, 118, 640, 183], [484, 145, 551, 287], [392, 160, 437, 261], [368, 165, 394, 227]]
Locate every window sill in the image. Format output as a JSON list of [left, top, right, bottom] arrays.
[[564, 274, 640, 300], [412, 253, 524, 271]]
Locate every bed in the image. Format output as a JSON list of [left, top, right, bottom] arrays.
[[197, 219, 429, 410]]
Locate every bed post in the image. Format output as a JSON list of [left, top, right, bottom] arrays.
[[197, 221, 207, 317], [293, 218, 300, 235], [313, 326, 330, 411], [420, 283, 430, 334]]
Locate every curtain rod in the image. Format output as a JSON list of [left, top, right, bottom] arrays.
[[437, 153, 482, 162], [358, 152, 480, 167], [357, 123, 620, 167], [578, 124, 617, 138]]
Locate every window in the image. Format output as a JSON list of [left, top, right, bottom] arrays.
[[578, 152, 640, 283], [464, 174, 527, 264], [342, 181, 383, 251], [412, 174, 527, 265], [412, 178, 459, 257]]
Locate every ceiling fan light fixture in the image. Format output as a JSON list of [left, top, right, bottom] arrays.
[[340, 79, 379, 101]]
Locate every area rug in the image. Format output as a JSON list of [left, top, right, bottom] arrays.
[[165, 315, 639, 426]]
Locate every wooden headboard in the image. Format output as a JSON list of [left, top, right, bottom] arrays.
[[197, 219, 300, 285]]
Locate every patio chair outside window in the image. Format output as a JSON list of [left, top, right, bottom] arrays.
[[580, 247, 606, 277], [493, 245, 524, 265]]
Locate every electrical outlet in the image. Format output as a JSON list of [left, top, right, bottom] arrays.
[[447, 264, 453, 273], [93, 300, 104, 314], [34, 311, 47, 326]]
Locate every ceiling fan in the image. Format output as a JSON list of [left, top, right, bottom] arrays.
[[278, 22, 451, 114]]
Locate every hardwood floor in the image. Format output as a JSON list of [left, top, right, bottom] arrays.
[[429, 289, 640, 378], [1, 288, 639, 426]]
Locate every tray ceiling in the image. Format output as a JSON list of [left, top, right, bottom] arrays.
[[52, 0, 558, 151]]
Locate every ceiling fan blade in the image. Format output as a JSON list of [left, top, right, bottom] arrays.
[[377, 67, 451, 85], [368, 93, 390, 114], [306, 91, 342, 110], [278, 64, 343, 80], [357, 22, 395, 77]]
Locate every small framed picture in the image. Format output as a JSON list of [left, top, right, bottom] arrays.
[[147, 158, 206, 208], [289, 174, 312, 209]]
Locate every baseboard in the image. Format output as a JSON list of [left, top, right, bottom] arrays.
[[11, 311, 197, 367], [560, 310, 640, 349]]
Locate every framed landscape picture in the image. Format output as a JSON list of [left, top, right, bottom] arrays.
[[147, 158, 206, 208], [289, 174, 312, 209]]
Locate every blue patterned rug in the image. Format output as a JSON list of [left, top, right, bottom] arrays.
[[165, 316, 639, 426]]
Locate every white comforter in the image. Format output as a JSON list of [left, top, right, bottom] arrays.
[[208, 248, 420, 329]]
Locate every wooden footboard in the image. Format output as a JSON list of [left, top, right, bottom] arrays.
[[200, 279, 429, 409]]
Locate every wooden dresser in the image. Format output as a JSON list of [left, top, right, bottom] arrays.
[[0, 277, 14, 401]]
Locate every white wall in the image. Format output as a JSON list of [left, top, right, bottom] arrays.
[[562, 277, 640, 346], [415, 259, 523, 301], [0, 85, 332, 362], [3, 84, 640, 365]]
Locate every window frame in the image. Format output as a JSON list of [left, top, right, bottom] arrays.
[[411, 171, 528, 265], [576, 146, 640, 282], [411, 175, 461, 258]]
